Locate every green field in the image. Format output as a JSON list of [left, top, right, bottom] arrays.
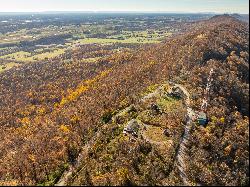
[[73, 37, 161, 44], [0, 19, 175, 72], [1, 51, 32, 61], [0, 49, 66, 62], [0, 62, 20, 73], [73, 30, 172, 45], [26, 49, 66, 61]]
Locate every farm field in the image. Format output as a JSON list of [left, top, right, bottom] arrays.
[[0, 13, 211, 72], [0, 62, 20, 72]]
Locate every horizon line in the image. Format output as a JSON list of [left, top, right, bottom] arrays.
[[0, 10, 248, 14]]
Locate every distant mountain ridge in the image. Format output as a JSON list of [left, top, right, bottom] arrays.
[[231, 13, 249, 23]]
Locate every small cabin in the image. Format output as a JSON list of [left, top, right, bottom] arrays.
[[197, 112, 207, 125], [123, 119, 140, 136], [168, 86, 184, 99]]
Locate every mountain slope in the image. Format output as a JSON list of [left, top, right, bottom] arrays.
[[66, 15, 249, 186], [0, 15, 249, 186]]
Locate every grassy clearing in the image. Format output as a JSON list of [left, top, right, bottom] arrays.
[[26, 48, 66, 61], [141, 84, 160, 97], [157, 95, 182, 112], [143, 125, 170, 142], [137, 110, 161, 126], [108, 30, 173, 43], [74, 37, 161, 45], [0, 49, 66, 62], [0, 62, 20, 73], [80, 57, 101, 63], [1, 51, 32, 61]]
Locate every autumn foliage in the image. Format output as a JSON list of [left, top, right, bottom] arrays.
[[0, 15, 249, 185]]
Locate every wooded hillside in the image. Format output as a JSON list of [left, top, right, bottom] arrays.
[[0, 15, 248, 186]]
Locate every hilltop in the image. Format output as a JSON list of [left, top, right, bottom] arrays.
[[231, 13, 249, 23], [0, 15, 249, 186]]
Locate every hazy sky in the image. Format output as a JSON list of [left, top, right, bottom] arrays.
[[0, 0, 249, 13]]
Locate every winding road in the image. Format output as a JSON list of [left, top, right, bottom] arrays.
[[174, 83, 197, 186], [55, 130, 102, 186], [175, 69, 213, 185]]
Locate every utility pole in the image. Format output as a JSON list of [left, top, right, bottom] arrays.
[[200, 68, 214, 112], [197, 68, 214, 125]]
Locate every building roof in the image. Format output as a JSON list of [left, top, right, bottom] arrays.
[[124, 119, 139, 133], [198, 112, 207, 119]]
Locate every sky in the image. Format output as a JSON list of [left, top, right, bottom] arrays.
[[0, 0, 249, 13]]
